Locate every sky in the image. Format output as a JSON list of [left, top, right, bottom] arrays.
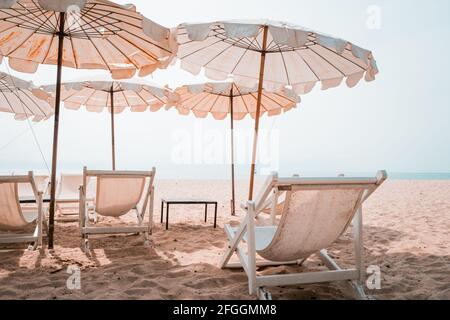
[[0, 0, 449, 178]]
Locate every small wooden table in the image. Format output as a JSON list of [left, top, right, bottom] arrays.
[[160, 199, 218, 230]]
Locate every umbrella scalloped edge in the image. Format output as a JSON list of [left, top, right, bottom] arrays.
[[177, 20, 379, 95]]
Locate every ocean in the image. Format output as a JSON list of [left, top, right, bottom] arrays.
[[2, 163, 449, 180]]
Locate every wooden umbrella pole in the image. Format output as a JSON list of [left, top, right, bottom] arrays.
[[230, 87, 236, 216], [110, 87, 116, 170], [248, 25, 269, 200], [48, 12, 66, 249]]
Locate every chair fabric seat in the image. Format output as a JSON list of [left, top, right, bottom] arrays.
[[22, 211, 38, 224], [232, 226, 277, 251], [0, 173, 46, 248]]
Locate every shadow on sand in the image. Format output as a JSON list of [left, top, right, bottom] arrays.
[[1, 222, 448, 300]]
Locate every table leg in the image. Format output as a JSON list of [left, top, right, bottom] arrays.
[[214, 203, 217, 228], [160, 201, 164, 223], [204, 203, 208, 222], [166, 203, 169, 230]]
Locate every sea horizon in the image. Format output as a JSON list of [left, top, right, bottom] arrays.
[[1, 163, 449, 181]]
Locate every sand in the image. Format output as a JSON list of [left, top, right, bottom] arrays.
[[0, 179, 449, 300]]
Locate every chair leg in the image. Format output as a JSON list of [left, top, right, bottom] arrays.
[[79, 187, 85, 229], [270, 188, 278, 225], [91, 210, 98, 224], [79, 186, 91, 254], [257, 287, 272, 300], [136, 208, 143, 224], [148, 187, 154, 235], [351, 281, 370, 300], [166, 204, 169, 230], [37, 192, 43, 247], [81, 234, 90, 254], [241, 201, 257, 296], [42, 215, 49, 235], [28, 231, 38, 251], [143, 231, 150, 247], [214, 203, 217, 228], [352, 207, 368, 299], [220, 222, 247, 268]]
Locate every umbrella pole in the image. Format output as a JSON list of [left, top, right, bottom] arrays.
[[110, 88, 116, 170], [248, 25, 269, 200], [230, 89, 236, 216], [48, 12, 66, 249]]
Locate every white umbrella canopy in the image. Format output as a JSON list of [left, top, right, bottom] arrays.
[[41, 79, 178, 170], [0, 0, 178, 249], [42, 79, 177, 113], [0, 71, 53, 121], [0, 0, 177, 78], [176, 19, 378, 94], [173, 82, 299, 120], [176, 19, 379, 200], [173, 81, 300, 215]]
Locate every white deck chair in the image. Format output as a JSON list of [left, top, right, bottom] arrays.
[[18, 175, 50, 197], [261, 174, 348, 225], [79, 167, 155, 252], [0, 172, 46, 249], [221, 171, 387, 300], [56, 174, 94, 221], [16, 175, 50, 214]]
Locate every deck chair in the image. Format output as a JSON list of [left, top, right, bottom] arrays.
[[18, 175, 49, 212], [79, 167, 155, 251], [0, 172, 46, 249], [220, 171, 387, 300], [261, 174, 348, 225], [56, 174, 94, 222], [18, 175, 50, 197]]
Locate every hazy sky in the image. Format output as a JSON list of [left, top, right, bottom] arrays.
[[0, 0, 449, 178]]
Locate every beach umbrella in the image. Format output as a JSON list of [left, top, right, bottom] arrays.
[[41, 80, 177, 170], [176, 20, 378, 200], [173, 81, 300, 215], [0, 71, 53, 121], [0, 0, 177, 248]]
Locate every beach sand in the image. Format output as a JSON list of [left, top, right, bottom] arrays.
[[0, 179, 449, 300]]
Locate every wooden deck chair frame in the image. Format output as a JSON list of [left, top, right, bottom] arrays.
[[0, 172, 47, 249], [37, 175, 50, 197], [260, 173, 353, 225], [79, 167, 155, 252], [16, 174, 50, 215], [16, 174, 50, 197], [220, 171, 387, 300], [11, 173, 50, 199], [56, 174, 94, 222]]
